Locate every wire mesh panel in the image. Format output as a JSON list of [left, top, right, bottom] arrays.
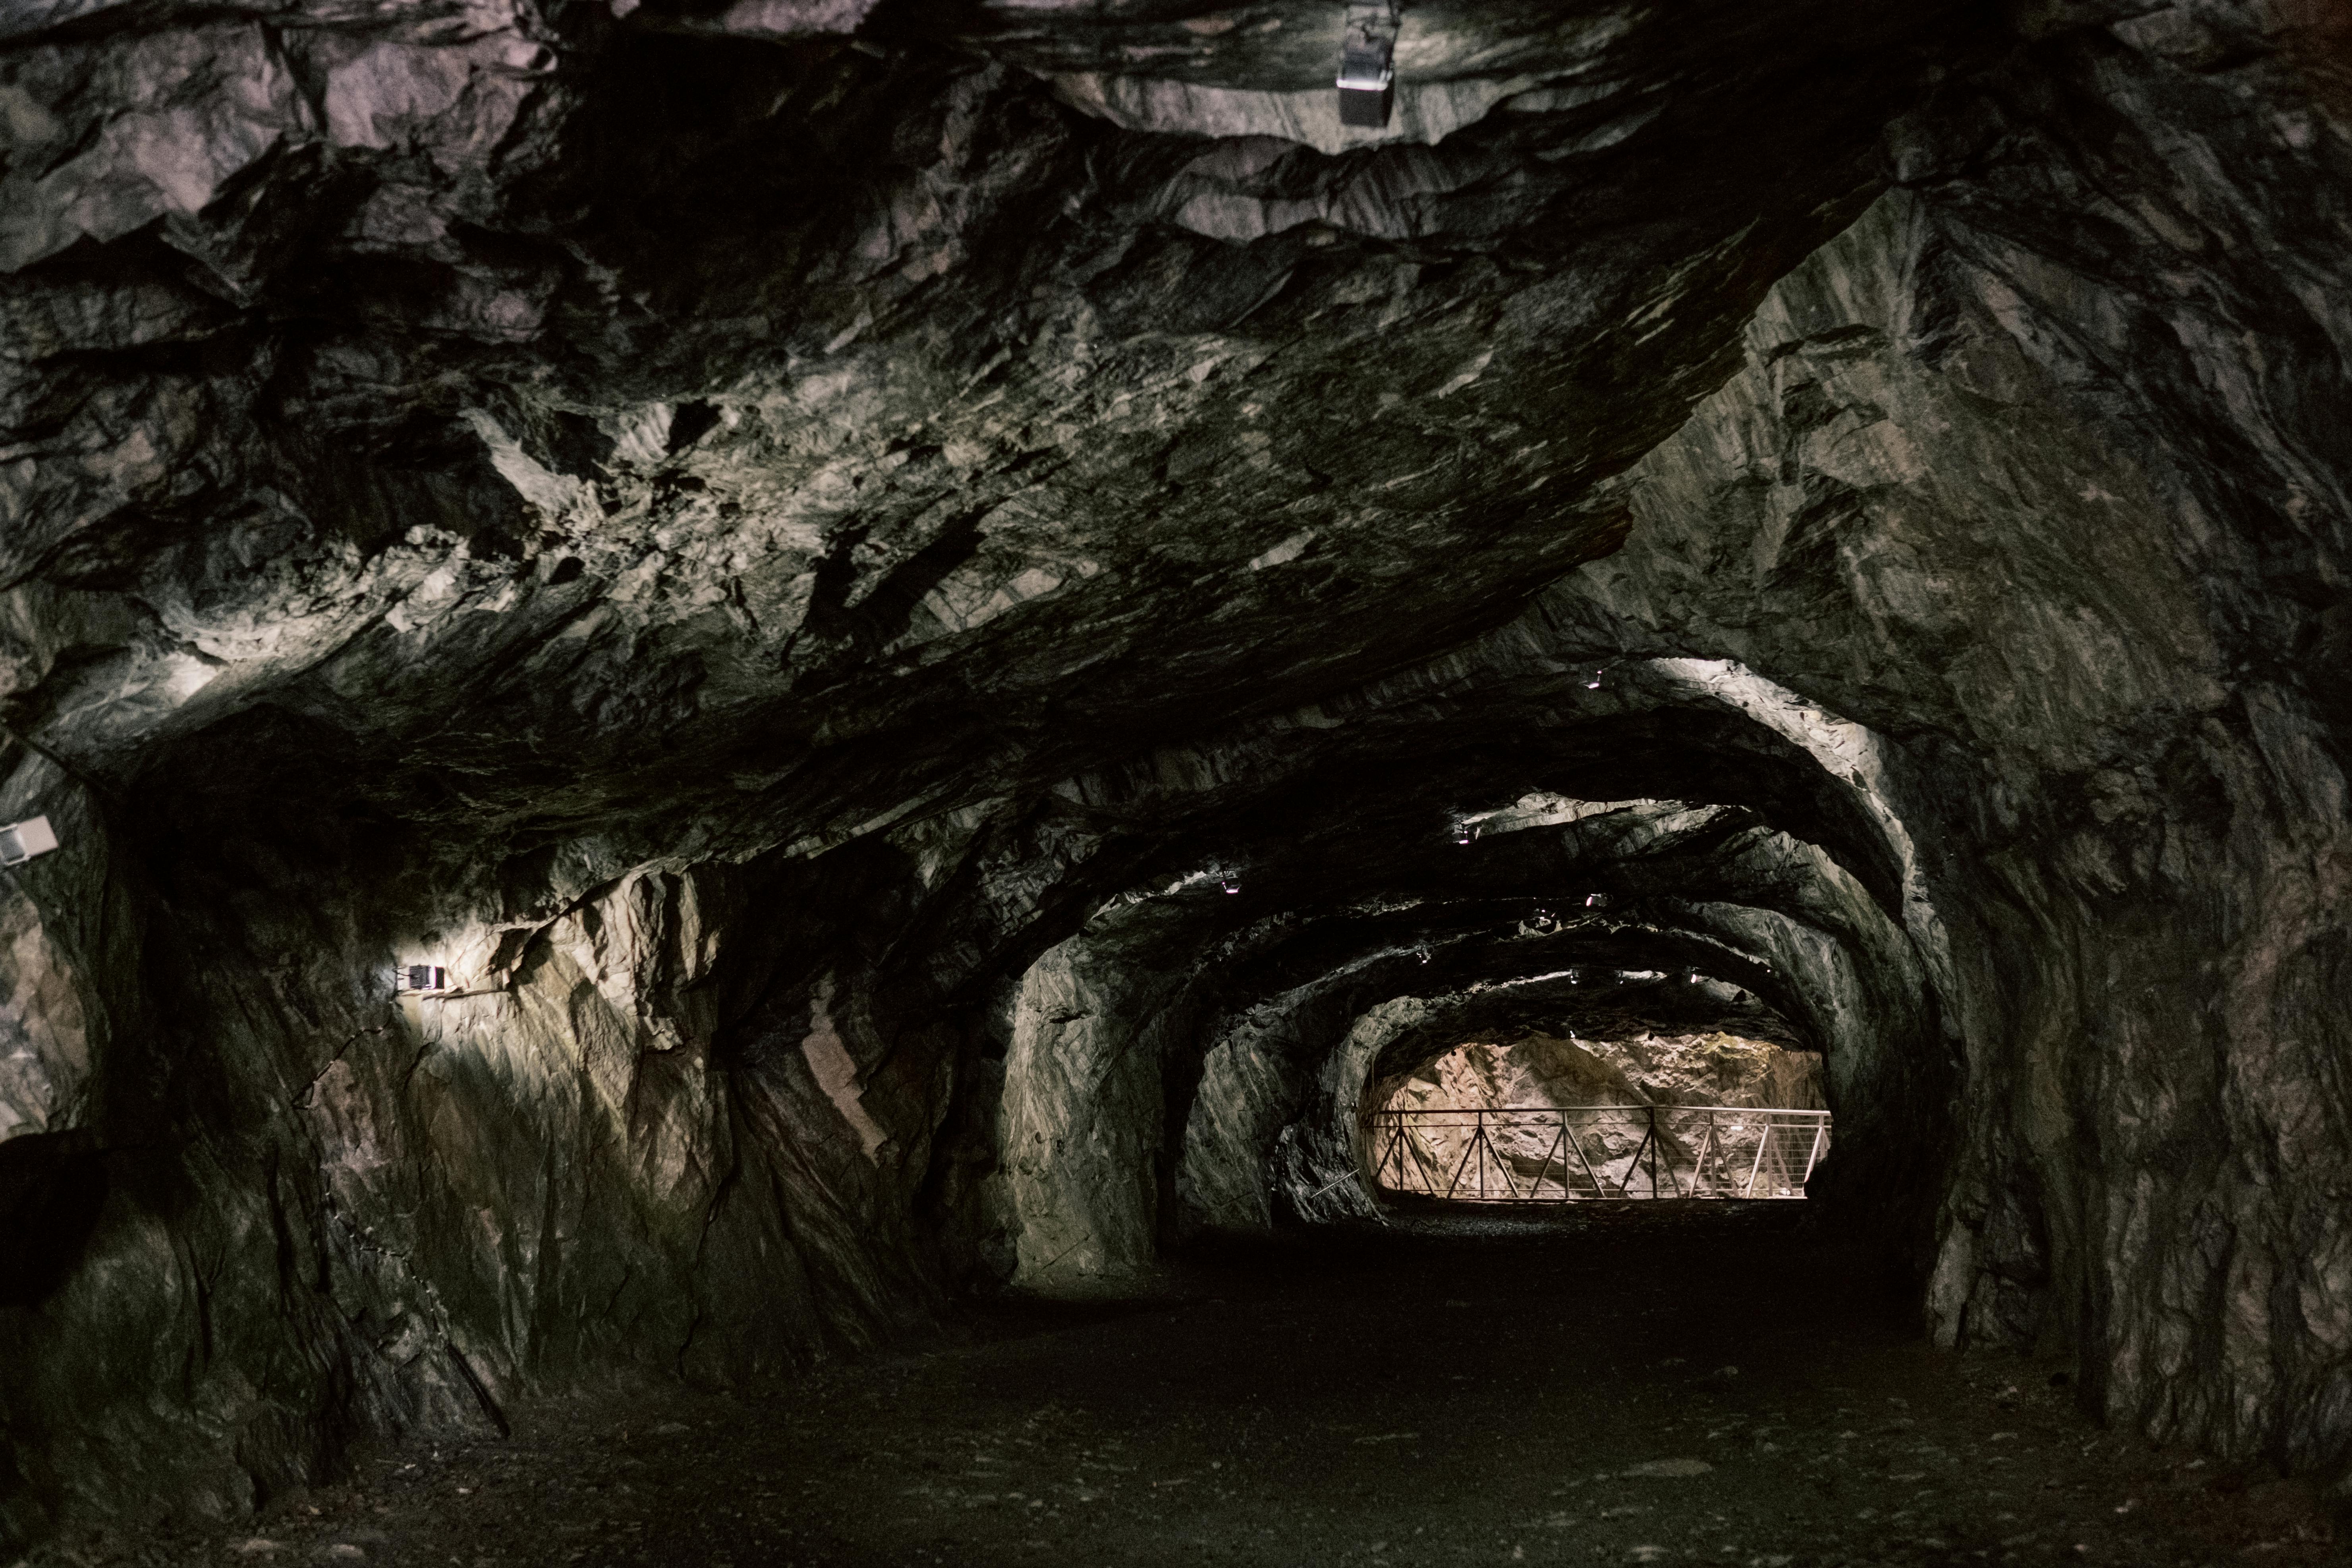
[[1367, 1106, 1829, 1202]]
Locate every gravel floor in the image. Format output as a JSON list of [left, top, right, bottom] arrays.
[[15, 1203, 2343, 1567]]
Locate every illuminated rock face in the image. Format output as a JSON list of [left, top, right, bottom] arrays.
[[4, 0, 2352, 1542]]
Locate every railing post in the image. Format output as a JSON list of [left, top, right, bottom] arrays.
[[1744, 1111, 1772, 1197], [1649, 1105, 1660, 1199]]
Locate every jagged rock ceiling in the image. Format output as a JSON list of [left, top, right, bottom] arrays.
[[2, 0, 1969, 880], [6, 0, 2352, 1548]]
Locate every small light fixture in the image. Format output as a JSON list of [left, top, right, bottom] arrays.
[[1336, 0, 1400, 129], [0, 815, 60, 867], [1221, 874, 1240, 895], [1584, 892, 1611, 909], [1417, 947, 1430, 964], [396, 964, 449, 994]]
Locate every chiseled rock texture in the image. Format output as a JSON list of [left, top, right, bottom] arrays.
[[1377, 1029, 1828, 1121], [5, 0, 2352, 1543]]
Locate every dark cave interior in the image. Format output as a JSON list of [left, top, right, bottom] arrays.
[[2, 0, 2352, 1561]]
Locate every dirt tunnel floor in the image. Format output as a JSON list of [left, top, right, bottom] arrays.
[[23, 1203, 2346, 1568]]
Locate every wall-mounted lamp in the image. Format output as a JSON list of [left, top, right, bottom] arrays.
[[1336, 0, 1400, 129], [396, 964, 450, 994], [1584, 892, 1611, 909], [1220, 873, 1240, 894], [0, 815, 60, 867]]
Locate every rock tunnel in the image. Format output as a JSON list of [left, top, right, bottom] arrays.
[[3, 0, 2352, 1556]]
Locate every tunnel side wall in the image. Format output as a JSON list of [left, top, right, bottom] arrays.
[[1573, 163, 2352, 1463], [0, 826, 965, 1545]]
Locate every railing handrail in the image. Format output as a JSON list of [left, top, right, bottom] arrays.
[[1371, 1104, 1827, 1117], [1361, 1102, 1831, 1203]]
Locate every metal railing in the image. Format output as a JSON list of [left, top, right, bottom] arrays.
[[1366, 1105, 1830, 1202]]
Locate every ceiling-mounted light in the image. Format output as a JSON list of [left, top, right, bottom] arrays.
[[1336, 0, 1400, 129], [1416, 946, 1431, 964], [0, 815, 60, 867], [1584, 892, 1611, 909], [1221, 874, 1240, 894]]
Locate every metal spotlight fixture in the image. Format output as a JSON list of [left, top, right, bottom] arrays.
[[1221, 874, 1240, 895], [1584, 892, 1611, 909], [396, 964, 449, 994], [1336, 0, 1400, 129], [0, 814, 60, 867]]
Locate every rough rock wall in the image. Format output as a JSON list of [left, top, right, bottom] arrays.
[[4, 0, 2352, 1540], [0, 817, 968, 1542], [1540, 10, 2352, 1464], [1380, 1030, 1827, 1118], [992, 917, 1236, 1285], [1027, 0, 2352, 1478], [0, 0, 1969, 1535]]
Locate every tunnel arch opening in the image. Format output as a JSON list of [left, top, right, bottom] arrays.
[[983, 697, 1955, 1301], [1357, 979, 1831, 1207]]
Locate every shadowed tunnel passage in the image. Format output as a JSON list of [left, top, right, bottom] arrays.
[[4, 0, 2352, 1561], [59, 1209, 2339, 1567]]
